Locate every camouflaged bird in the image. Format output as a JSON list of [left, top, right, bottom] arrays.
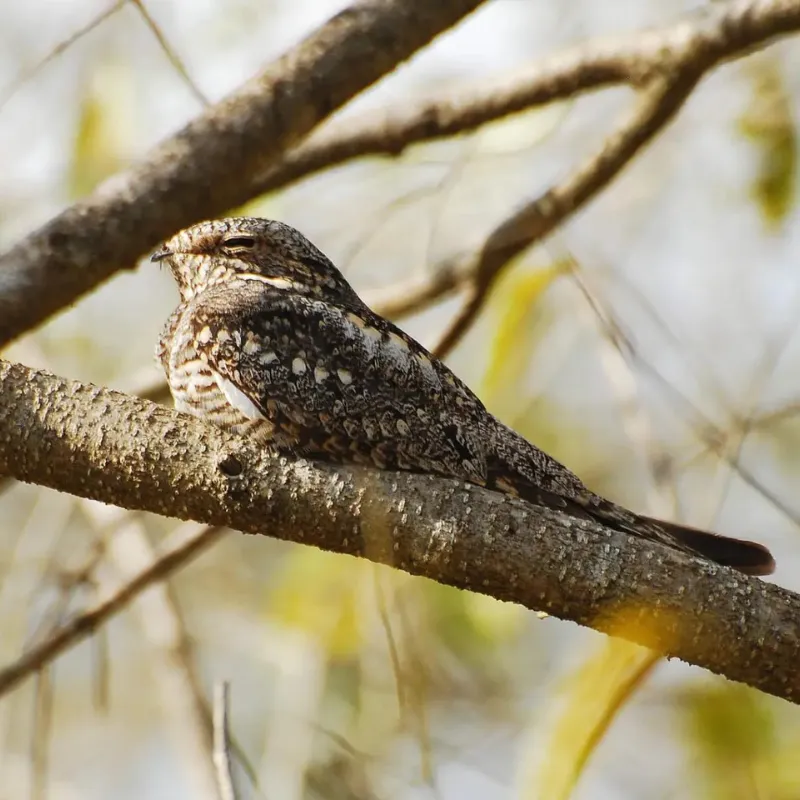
[[153, 217, 775, 576]]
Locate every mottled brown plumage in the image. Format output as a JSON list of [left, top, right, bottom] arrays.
[[154, 217, 775, 576]]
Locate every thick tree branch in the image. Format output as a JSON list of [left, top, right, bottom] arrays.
[[0, 0, 486, 347], [0, 359, 797, 704], [246, 0, 800, 198]]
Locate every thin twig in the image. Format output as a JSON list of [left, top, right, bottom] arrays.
[[213, 681, 238, 800], [0, 523, 225, 698], [566, 256, 679, 519], [631, 355, 800, 529], [0, 0, 126, 114], [30, 668, 54, 800], [81, 503, 222, 800], [373, 569, 407, 722], [433, 72, 700, 358], [130, 0, 209, 107]]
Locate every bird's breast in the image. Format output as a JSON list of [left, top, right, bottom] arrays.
[[165, 318, 275, 443]]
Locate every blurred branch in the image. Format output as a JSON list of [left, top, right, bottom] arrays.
[[244, 48, 637, 199], [358, 0, 800, 353], [81, 504, 223, 800], [213, 682, 238, 800], [249, 0, 800, 199], [130, 0, 209, 107], [0, 359, 799, 704], [0, 508, 224, 698], [0, 0, 486, 347], [278, 0, 800, 337], [750, 399, 800, 429], [31, 667, 54, 800], [368, 255, 474, 320], [1, 1, 797, 350], [0, 0, 126, 113], [432, 73, 699, 357]]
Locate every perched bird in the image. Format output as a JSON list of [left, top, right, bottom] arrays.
[[153, 217, 775, 576]]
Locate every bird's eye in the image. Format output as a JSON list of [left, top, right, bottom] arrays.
[[222, 236, 256, 250]]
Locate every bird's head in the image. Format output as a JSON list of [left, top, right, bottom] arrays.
[[151, 217, 359, 304]]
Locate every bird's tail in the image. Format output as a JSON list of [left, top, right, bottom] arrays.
[[491, 467, 776, 576], [485, 422, 776, 576], [632, 513, 775, 576]]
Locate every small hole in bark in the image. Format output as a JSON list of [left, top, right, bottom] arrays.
[[48, 230, 69, 249], [218, 454, 243, 477]]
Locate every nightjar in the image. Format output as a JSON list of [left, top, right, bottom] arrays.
[[153, 217, 774, 576]]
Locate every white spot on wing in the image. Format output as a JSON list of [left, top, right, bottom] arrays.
[[314, 366, 329, 383], [344, 311, 380, 358], [292, 357, 307, 375], [381, 330, 412, 372], [337, 368, 353, 385], [240, 274, 306, 292], [197, 326, 212, 344], [214, 372, 264, 420], [259, 351, 278, 365]]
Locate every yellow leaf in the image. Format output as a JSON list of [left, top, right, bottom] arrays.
[[482, 259, 566, 414], [683, 683, 776, 800], [522, 638, 659, 800], [521, 605, 682, 800], [269, 549, 365, 658], [475, 103, 569, 155], [462, 591, 525, 642], [738, 58, 797, 231], [230, 192, 283, 220], [422, 581, 522, 659], [69, 59, 133, 198]]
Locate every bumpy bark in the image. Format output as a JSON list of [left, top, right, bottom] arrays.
[[0, 359, 798, 704]]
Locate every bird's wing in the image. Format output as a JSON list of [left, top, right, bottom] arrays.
[[188, 282, 489, 484]]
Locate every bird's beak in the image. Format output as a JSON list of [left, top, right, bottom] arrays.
[[151, 245, 172, 263]]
